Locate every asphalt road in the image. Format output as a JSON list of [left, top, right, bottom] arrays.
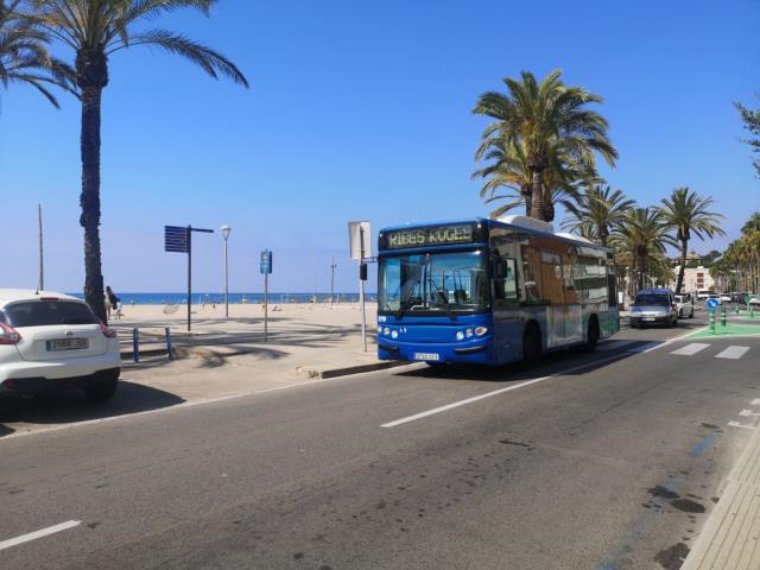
[[1, 314, 759, 569]]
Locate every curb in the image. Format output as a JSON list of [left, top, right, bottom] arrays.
[[297, 360, 413, 380]]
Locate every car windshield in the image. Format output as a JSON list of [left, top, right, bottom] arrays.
[[634, 294, 670, 306], [2, 300, 98, 327], [378, 250, 489, 314], [674, 295, 685, 303]]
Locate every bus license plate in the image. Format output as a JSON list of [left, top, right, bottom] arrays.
[[414, 352, 440, 361], [47, 338, 89, 351]]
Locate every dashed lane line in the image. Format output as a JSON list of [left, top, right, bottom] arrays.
[[715, 346, 750, 360], [670, 343, 711, 356], [0, 520, 81, 552]]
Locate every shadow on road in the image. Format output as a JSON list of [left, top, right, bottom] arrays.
[[396, 339, 665, 383], [0, 380, 185, 438]]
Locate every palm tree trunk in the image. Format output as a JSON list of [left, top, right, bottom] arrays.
[[531, 168, 544, 221], [676, 239, 688, 293], [79, 83, 106, 323], [77, 49, 109, 323]]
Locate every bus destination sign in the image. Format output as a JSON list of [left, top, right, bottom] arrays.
[[384, 224, 477, 249]]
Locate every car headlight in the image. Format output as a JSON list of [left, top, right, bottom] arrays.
[[456, 331, 465, 341], [391, 330, 398, 339], [383, 327, 390, 336], [474, 326, 488, 336]]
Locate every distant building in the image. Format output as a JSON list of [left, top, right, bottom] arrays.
[[669, 265, 715, 292]]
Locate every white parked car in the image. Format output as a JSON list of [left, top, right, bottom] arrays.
[[673, 293, 695, 318], [0, 289, 120, 402], [719, 293, 732, 303]]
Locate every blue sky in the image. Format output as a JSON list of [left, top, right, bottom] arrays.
[[1, 0, 758, 294]]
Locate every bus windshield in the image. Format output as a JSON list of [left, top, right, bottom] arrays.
[[378, 250, 489, 314]]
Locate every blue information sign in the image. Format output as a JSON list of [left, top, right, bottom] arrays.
[[706, 297, 719, 310], [260, 250, 272, 274], [164, 226, 189, 253]]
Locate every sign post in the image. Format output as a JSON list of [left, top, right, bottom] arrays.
[[165, 225, 215, 331], [349, 221, 371, 352], [260, 250, 272, 341], [706, 297, 719, 334]]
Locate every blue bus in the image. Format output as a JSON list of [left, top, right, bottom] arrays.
[[376, 216, 619, 366]]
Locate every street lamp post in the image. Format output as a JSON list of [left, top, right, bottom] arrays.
[[221, 224, 231, 318]]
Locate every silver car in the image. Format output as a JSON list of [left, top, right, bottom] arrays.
[[630, 289, 678, 328]]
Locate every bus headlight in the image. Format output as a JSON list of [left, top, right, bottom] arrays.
[[455, 331, 465, 341], [474, 326, 488, 337], [391, 330, 399, 339]]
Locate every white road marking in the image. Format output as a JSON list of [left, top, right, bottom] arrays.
[[739, 409, 760, 417], [728, 421, 757, 430], [715, 346, 750, 360], [752, 399, 760, 406], [381, 375, 552, 428], [670, 343, 710, 356], [0, 520, 81, 551]]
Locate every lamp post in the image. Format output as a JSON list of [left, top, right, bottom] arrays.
[[221, 224, 231, 318]]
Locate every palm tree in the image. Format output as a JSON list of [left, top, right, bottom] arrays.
[[25, 0, 248, 321], [0, 0, 74, 107], [562, 184, 634, 246], [473, 138, 583, 220], [473, 69, 617, 221], [612, 207, 675, 292], [658, 187, 725, 294]]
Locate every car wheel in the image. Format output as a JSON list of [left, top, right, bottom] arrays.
[[523, 324, 541, 363], [689, 308, 694, 318], [678, 309, 684, 318], [83, 373, 119, 404], [585, 317, 600, 352]]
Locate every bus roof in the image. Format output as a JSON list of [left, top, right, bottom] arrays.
[[378, 216, 611, 252]]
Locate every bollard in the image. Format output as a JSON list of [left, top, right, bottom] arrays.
[[708, 309, 716, 334], [165, 327, 173, 360], [735, 303, 740, 314], [720, 306, 727, 327], [752, 304, 755, 319], [132, 327, 140, 363]]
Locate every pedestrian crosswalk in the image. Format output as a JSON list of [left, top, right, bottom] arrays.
[[670, 343, 752, 360]]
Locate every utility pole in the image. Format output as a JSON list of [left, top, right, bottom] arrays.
[[330, 256, 337, 304], [38, 204, 44, 291]]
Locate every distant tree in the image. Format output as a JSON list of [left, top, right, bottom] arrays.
[[741, 211, 760, 234], [0, 0, 74, 108], [735, 95, 760, 177], [473, 69, 617, 221], [25, 0, 248, 322], [658, 187, 725, 294], [612, 207, 676, 292], [562, 184, 634, 246]]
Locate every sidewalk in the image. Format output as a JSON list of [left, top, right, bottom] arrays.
[[111, 302, 409, 401]]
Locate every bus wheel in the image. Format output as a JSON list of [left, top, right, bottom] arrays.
[[523, 324, 541, 363], [585, 317, 600, 352]]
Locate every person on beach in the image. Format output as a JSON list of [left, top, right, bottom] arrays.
[[105, 286, 119, 319]]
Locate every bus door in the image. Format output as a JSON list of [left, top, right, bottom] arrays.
[[562, 248, 583, 343]]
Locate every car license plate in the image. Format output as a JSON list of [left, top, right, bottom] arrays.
[[47, 338, 89, 351], [414, 352, 440, 361], [642, 317, 656, 322]]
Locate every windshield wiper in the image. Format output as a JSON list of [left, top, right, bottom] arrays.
[[428, 279, 455, 320]]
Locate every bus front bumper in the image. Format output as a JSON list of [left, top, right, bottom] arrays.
[[378, 338, 493, 365]]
